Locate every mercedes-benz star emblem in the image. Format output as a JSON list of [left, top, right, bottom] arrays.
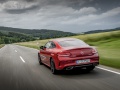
[[80, 51, 84, 55]]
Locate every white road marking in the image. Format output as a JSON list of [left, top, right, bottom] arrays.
[[15, 50, 17, 52], [20, 56, 25, 63], [97, 66, 120, 75]]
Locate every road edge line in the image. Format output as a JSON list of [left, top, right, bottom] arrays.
[[96, 66, 120, 75]]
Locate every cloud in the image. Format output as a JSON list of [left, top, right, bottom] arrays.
[[61, 7, 120, 25], [0, 0, 7, 3], [0, 0, 120, 32], [0, 0, 39, 13], [0, 0, 90, 14], [37, 6, 97, 18], [0, 5, 98, 29]]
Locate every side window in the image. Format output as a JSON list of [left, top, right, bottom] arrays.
[[45, 42, 51, 48], [44, 42, 56, 49], [50, 42, 56, 48]]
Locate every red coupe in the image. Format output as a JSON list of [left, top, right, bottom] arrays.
[[38, 38, 99, 74]]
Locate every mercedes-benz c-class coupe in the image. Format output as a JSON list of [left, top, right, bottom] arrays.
[[38, 38, 99, 74]]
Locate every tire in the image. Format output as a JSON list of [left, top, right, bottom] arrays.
[[38, 53, 43, 65], [50, 59, 57, 74], [86, 65, 95, 72]]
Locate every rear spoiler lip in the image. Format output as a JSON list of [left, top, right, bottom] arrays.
[[61, 46, 93, 51]]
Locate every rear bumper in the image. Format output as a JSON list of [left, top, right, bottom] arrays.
[[55, 55, 99, 70], [54, 54, 99, 70], [56, 62, 99, 70], [65, 62, 99, 70]]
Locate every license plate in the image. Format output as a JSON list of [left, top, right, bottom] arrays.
[[76, 59, 90, 64]]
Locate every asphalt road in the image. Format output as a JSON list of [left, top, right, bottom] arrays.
[[0, 44, 120, 90]]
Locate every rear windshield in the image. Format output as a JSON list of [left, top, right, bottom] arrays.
[[58, 39, 89, 47]]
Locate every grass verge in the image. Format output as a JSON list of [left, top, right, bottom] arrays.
[[0, 44, 5, 48]]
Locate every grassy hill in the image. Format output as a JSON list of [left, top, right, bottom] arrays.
[[16, 30, 120, 69]]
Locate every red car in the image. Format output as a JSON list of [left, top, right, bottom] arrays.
[[38, 38, 99, 74]]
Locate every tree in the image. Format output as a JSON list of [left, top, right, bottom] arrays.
[[4, 37, 9, 44]]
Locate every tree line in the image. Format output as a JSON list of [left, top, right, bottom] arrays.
[[0, 32, 35, 44], [0, 28, 76, 44]]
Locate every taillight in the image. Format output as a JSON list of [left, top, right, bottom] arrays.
[[60, 60, 75, 65], [58, 52, 71, 57], [92, 48, 97, 54]]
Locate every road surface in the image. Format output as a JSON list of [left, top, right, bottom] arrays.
[[0, 45, 120, 90]]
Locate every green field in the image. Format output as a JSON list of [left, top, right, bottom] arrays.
[[0, 44, 5, 48], [16, 31, 120, 69]]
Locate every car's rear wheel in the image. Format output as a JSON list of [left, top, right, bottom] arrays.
[[50, 59, 57, 74], [38, 53, 43, 65], [86, 65, 95, 72]]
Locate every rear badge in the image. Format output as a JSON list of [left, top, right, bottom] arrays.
[[80, 51, 84, 55]]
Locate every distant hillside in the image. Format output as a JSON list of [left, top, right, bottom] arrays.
[[0, 26, 76, 44], [84, 27, 120, 34], [0, 31, 35, 44], [1, 26, 120, 44], [0, 26, 76, 38]]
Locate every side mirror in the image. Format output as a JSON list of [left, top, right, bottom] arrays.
[[40, 46, 45, 49]]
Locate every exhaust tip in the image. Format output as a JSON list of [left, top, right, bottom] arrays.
[[66, 66, 74, 70]]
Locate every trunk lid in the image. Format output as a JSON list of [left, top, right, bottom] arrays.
[[62, 47, 94, 57]]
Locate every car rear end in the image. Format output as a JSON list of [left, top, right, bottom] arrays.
[[57, 47, 99, 70], [54, 38, 99, 70]]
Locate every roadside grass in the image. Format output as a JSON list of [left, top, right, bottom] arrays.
[[72, 30, 120, 42], [86, 37, 120, 69], [16, 30, 120, 69], [0, 44, 5, 48], [98, 48, 120, 69], [16, 39, 49, 49]]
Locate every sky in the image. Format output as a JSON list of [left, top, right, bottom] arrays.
[[0, 0, 120, 33]]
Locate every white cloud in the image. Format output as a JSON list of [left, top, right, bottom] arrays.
[[61, 7, 120, 25], [0, 0, 38, 11], [101, 7, 120, 17], [36, 6, 97, 20]]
